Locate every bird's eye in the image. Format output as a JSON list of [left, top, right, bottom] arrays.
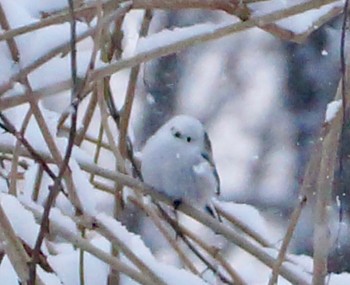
[[174, 131, 181, 138], [186, 136, 192, 143]]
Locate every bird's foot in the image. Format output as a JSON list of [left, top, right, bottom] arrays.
[[173, 199, 182, 209]]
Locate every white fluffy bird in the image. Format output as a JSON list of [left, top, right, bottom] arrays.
[[141, 115, 220, 217]]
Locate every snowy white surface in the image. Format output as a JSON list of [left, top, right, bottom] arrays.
[[0, 0, 108, 103], [0, 193, 48, 254], [325, 99, 342, 122], [0, 256, 19, 285], [250, 0, 343, 35], [69, 159, 97, 216], [48, 236, 110, 285], [4, 0, 68, 18], [96, 213, 208, 285], [136, 22, 223, 54], [218, 201, 271, 241], [0, 1, 349, 284], [133, 0, 344, 58], [0, 102, 96, 164]]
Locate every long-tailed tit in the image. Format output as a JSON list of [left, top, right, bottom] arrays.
[[141, 115, 220, 218]]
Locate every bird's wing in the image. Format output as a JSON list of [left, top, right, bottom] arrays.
[[202, 132, 220, 195]]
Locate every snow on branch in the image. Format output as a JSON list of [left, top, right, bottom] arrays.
[[0, 0, 343, 111], [0, 0, 349, 284]]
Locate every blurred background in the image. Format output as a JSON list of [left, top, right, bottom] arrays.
[[115, 9, 347, 274]]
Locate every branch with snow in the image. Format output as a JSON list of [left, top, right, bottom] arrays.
[[0, 0, 342, 110], [0, 0, 349, 284], [0, 136, 311, 284]]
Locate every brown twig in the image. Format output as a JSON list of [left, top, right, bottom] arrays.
[[0, 154, 29, 170], [91, 0, 339, 82], [0, 0, 340, 111], [312, 85, 345, 284], [340, 0, 349, 122], [0, 136, 315, 285], [58, 0, 103, 159], [0, 0, 273, 43], [60, 119, 110, 149], [0, 0, 115, 41], [0, 3, 19, 61], [156, 204, 241, 285], [268, 195, 307, 285], [89, 119, 104, 184], [96, 82, 124, 169], [119, 9, 152, 158], [0, 114, 56, 180], [129, 196, 200, 275], [75, 91, 98, 146], [29, 1, 80, 283], [8, 109, 32, 196], [132, 0, 250, 18], [261, 5, 343, 43], [27, 204, 155, 285], [96, 80, 126, 284], [32, 165, 44, 202], [0, 115, 59, 285], [92, 214, 167, 285], [215, 202, 272, 248], [0, 2, 132, 96], [0, 202, 45, 285]]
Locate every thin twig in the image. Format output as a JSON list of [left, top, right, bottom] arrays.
[[29, 1, 80, 282], [0, 3, 19, 61], [268, 195, 307, 285], [27, 204, 156, 285], [312, 83, 344, 285], [92, 215, 167, 285], [32, 165, 44, 202], [0, 114, 56, 180], [157, 204, 239, 285], [0, 202, 45, 285], [89, 120, 104, 184], [215, 202, 272, 248], [0, 139, 317, 285], [0, 2, 132, 96], [0, 0, 340, 111], [0, 0, 115, 41], [0, 0, 256, 42], [91, 0, 339, 81], [337, 0, 349, 250], [96, 81, 124, 169], [60, 120, 110, 149], [75, 90, 98, 146], [340, 0, 349, 123], [129, 196, 200, 275], [97, 79, 126, 285], [118, 9, 152, 157], [8, 109, 32, 196], [0, 154, 29, 170]]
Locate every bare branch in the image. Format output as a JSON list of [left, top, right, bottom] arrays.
[[0, 113, 56, 180], [268, 195, 307, 285], [0, 2, 132, 96], [129, 196, 200, 275], [132, 0, 250, 18], [0, 139, 311, 284], [27, 205, 156, 285], [0, 0, 340, 111], [8, 109, 32, 196], [0, 3, 19, 61]]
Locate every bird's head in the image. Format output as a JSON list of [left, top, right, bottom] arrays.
[[166, 115, 205, 145]]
